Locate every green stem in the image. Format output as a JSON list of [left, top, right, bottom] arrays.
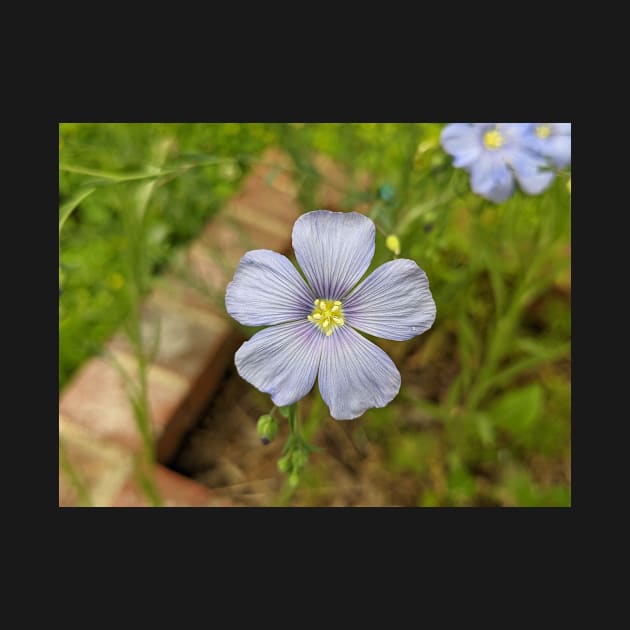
[[121, 139, 174, 507], [303, 389, 325, 439], [287, 403, 297, 436], [59, 437, 93, 507], [59, 188, 96, 238], [394, 124, 423, 225]]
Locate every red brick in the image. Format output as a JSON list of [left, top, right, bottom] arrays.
[[112, 465, 235, 507], [225, 202, 293, 248], [311, 153, 372, 211], [186, 240, 236, 296], [198, 217, 249, 266], [235, 174, 300, 225], [59, 416, 133, 507], [59, 469, 78, 506], [59, 351, 189, 452], [154, 269, 226, 317], [248, 148, 300, 198], [108, 293, 233, 384], [312, 153, 350, 209]]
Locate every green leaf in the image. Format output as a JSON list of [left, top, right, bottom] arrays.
[[489, 384, 543, 432], [473, 412, 495, 446], [457, 310, 480, 393]]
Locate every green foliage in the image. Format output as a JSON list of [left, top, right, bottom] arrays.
[[490, 384, 543, 434]]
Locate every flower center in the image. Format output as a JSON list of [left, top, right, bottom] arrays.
[[535, 124, 551, 139], [307, 298, 344, 336], [483, 128, 504, 150]]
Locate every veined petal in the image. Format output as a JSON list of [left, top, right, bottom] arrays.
[[225, 249, 314, 326], [235, 320, 324, 407], [292, 210, 375, 300], [343, 259, 436, 341], [469, 156, 515, 203], [440, 123, 482, 168], [318, 326, 401, 420]]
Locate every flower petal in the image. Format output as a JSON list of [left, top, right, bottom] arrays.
[[543, 135, 571, 168], [234, 320, 324, 406], [521, 123, 571, 169], [343, 259, 436, 341], [469, 156, 515, 203], [292, 210, 375, 300], [440, 123, 482, 168], [225, 249, 314, 326], [551, 122, 571, 135], [318, 326, 401, 420], [509, 151, 555, 195]]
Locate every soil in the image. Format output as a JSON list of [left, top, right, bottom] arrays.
[[169, 364, 395, 506]]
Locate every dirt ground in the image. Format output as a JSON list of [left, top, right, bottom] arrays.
[[170, 365, 398, 506]]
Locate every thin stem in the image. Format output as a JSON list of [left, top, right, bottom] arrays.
[[121, 139, 174, 507], [59, 188, 96, 237], [59, 437, 93, 507]]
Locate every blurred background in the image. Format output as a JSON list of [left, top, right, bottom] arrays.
[[59, 123, 571, 507]]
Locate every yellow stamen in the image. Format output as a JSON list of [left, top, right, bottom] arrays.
[[536, 124, 551, 139], [386, 234, 401, 256], [483, 128, 504, 150], [308, 298, 345, 336]]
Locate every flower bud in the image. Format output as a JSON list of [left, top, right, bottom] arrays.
[[378, 183, 396, 202], [257, 414, 278, 445], [288, 471, 301, 488], [277, 455, 292, 473], [291, 449, 308, 470], [385, 235, 401, 256]]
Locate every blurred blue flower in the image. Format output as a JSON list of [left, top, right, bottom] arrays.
[[440, 123, 556, 203], [225, 210, 436, 420], [521, 123, 571, 168]]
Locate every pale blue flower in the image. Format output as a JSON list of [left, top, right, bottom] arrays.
[[225, 210, 436, 420], [440, 123, 556, 203], [521, 123, 571, 169]]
